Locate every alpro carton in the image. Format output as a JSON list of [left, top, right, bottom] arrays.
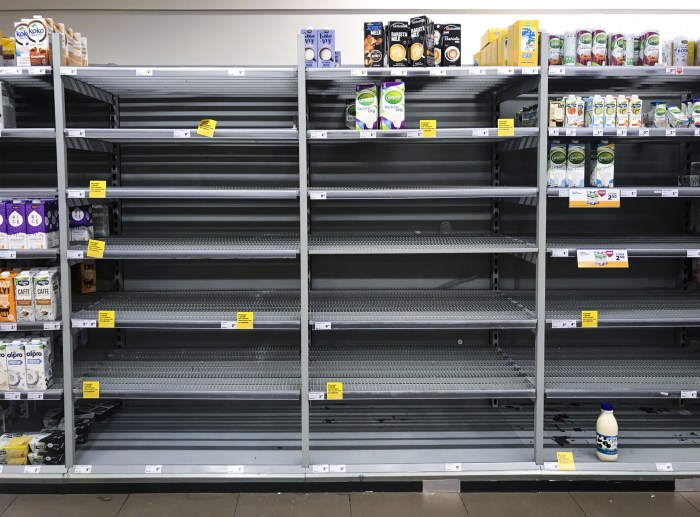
[[14, 270, 36, 322], [0, 342, 8, 390], [34, 269, 60, 321], [26, 199, 58, 250], [25, 340, 51, 391], [316, 28, 335, 68], [0, 270, 18, 323], [409, 16, 434, 66], [508, 20, 538, 67], [547, 143, 567, 187], [566, 143, 586, 188], [590, 142, 615, 187], [6, 201, 26, 250], [585, 96, 605, 127], [355, 83, 378, 130], [300, 28, 317, 68], [380, 81, 405, 130], [6, 341, 26, 391]]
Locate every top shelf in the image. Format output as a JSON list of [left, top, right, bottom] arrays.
[[306, 66, 539, 78], [0, 66, 53, 89]]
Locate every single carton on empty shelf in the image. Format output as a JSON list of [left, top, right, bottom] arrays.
[[34, 269, 60, 321], [6, 341, 27, 391]]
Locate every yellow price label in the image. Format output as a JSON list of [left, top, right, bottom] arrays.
[[82, 380, 100, 399], [98, 310, 115, 328], [556, 451, 576, 471], [88, 180, 107, 198], [497, 118, 515, 137], [419, 119, 436, 138], [236, 311, 254, 329], [581, 310, 598, 328], [326, 381, 343, 400], [86, 239, 105, 259], [197, 119, 217, 138]]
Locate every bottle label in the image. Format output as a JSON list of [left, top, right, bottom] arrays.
[[596, 432, 618, 455]]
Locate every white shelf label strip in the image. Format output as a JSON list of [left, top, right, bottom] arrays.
[[312, 464, 329, 473], [227, 465, 245, 473], [0, 323, 17, 331], [314, 322, 331, 330], [74, 465, 92, 474], [552, 320, 576, 329], [543, 462, 560, 471], [681, 390, 697, 399], [27, 392, 43, 400], [621, 189, 637, 198], [445, 463, 462, 472], [662, 189, 679, 197], [67, 129, 85, 138], [310, 192, 327, 200], [309, 131, 327, 139], [309, 391, 325, 400], [67, 250, 84, 259], [24, 466, 40, 474], [351, 69, 367, 76], [145, 465, 162, 474]]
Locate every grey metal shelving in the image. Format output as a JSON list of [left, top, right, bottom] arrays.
[[65, 128, 298, 142], [66, 186, 298, 199], [306, 66, 541, 78], [0, 388, 62, 400], [309, 186, 538, 199], [547, 235, 700, 257], [0, 128, 55, 139], [0, 66, 53, 88], [0, 188, 58, 198], [308, 127, 538, 141], [548, 186, 700, 198], [547, 126, 700, 140]]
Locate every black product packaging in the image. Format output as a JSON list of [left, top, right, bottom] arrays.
[[441, 24, 462, 66], [433, 24, 444, 66], [409, 16, 435, 66], [364, 21, 384, 67], [386, 21, 411, 67]]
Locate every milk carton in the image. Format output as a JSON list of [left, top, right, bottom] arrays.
[[0, 342, 8, 390], [316, 29, 335, 68], [81, 36, 88, 66], [577, 97, 585, 126], [616, 95, 629, 127], [300, 28, 317, 68], [14, 20, 31, 67], [14, 270, 36, 322], [641, 30, 660, 66], [666, 106, 690, 128], [25, 340, 51, 390], [363, 22, 384, 67], [0, 270, 18, 323], [548, 143, 567, 187], [6, 201, 26, 250], [591, 142, 615, 187], [69, 205, 93, 242], [26, 199, 58, 250], [25, 16, 54, 66], [629, 95, 643, 127], [0, 201, 8, 250], [688, 99, 700, 127], [566, 144, 586, 188], [6, 341, 26, 391], [34, 269, 60, 321], [355, 84, 378, 130], [565, 95, 579, 127], [585, 96, 604, 127], [650, 102, 666, 127], [379, 81, 405, 130]]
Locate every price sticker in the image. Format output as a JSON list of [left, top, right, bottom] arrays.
[[392, 69, 408, 76], [98, 310, 115, 328], [558, 189, 570, 197], [565, 128, 577, 136], [666, 67, 683, 75], [552, 320, 576, 329], [639, 128, 650, 137], [27, 393, 43, 400], [577, 249, 629, 269], [551, 249, 569, 257], [309, 131, 327, 139], [360, 130, 376, 139], [549, 66, 566, 75], [666, 128, 677, 137], [86, 240, 105, 259], [312, 464, 329, 473], [543, 462, 560, 471], [581, 310, 598, 328], [220, 321, 237, 329], [67, 189, 86, 199], [62, 67, 77, 76], [72, 319, 97, 328], [135, 68, 153, 76], [309, 392, 325, 400], [314, 322, 331, 330], [406, 130, 423, 138], [681, 390, 698, 399], [4, 392, 20, 400], [656, 462, 674, 472], [662, 189, 679, 197], [522, 67, 539, 74], [326, 381, 343, 400], [556, 451, 576, 471], [173, 130, 190, 138], [43, 322, 61, 331], [429, 68, 447, 76], [616, 128, 627, 137], [0, 323, 17, 331], [236, 312, 254, 329], [227, 465, 245, 473], [310, 192, 327, 200], [497, 67, 514, 75], [197, 119, 217, 138], [82, 380, 100, 399], [687, 250, 700, 258], [445, 463, 462, 472], [24, 466, 41, 474], [621, 189, 637, 197], [351, 68, 368, 76], [227, 68, 245, 76], [468, 67, 486, 75], [497, 118, 515, 137], [28, 67, 48, 75], [472, 129, 489, 137], [330, 464, 346, 473], [420, 120, 437, 138], [67, 129, 85, 138], [569, 188, 620, 208], [74, 465, 92, 474], [145, 465, 162, 474], [592, 128, 604, 137], [5, 68, 22, 76], [695, 129, 700, 137], [548, 128, 560, 136], [67, 250, 84, 260], [89, 180, 107, 198]]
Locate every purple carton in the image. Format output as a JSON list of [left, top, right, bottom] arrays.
[[69, 204, 94, 242], [26, 199, 58, 249], [300, 28, 318, 68], [317, 28, 335, 68], [6, 200, 27, 250], [0, 200, 7, 250]]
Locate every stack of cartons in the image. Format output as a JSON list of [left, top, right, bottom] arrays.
[[474, 21, 538, 66], [14, 14, 87, 67]]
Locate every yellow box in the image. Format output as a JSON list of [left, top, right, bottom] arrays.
[[481, 28, 506, 50], [508, 20, 539, 66], [497, 35, 504, 65]]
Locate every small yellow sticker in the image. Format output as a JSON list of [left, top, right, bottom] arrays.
[[581, 310, 599, 328], [197, 119, 217, 138], [98, 310, 115, 328], [326, 381, 343, 400], [236, 312, 254, 329], [88, 180, 107, 198], [556, 451, 576, 471], [86, 239, 105, 259], [83, 380, 100, 399], [497, 118, 515, 137], [419, 120, 437, 138]]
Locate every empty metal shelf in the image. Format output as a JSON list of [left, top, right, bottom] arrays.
[[66, 186, 298, 199], [0, 388, 62, 400], [66, 128, 298, 142], [548, 186, 700, 198], [548, 235, 700, 257], [71, 290, 301, 329], [309, 186, 537, 199], [307, 66, 540, 79], [309, 290, 536, 329], [310, 233, 536, 254], [68, 235, 300, 259], [0, 248, 59, 259], [0, 66, 53, 88], [309, 128, 539, 141], [0, 188, 57, 198], [0, 129, 55, 140], [309, 343, 534, 399]]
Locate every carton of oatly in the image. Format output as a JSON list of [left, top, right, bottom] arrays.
[[409, 16, 435, 66], [25, 340, 51, 391], [316, 29, 335, 68], [300, 28, 318, 68], [441, 24, 462, 66], [26, 199, 58, 250], [14, 270, 36, 322], [69, 204, 93, 242], [0, 341, 8, 390], [6, 341, 27, 391], [387, 21, 411, 67], [6, 200, 27, 250], [364, 22, 384, 67], [34, 269, 60, 321]]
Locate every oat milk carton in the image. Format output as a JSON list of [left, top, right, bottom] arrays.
[[34, 269, 60, 321], [548, 143, 567, 187], [379, 81, 405, 130], [69, 205, 93, 242], [355, 83, 378, 130], [25, 340, 51, 390], [6, 341, 26, 391], [14, 270, 36, 322], [0, 341, 8, 390], [590, 142, 615, 187], [566, 144, 586, 188], [0, 270, 18, 323], [26, 199, 58, 250]]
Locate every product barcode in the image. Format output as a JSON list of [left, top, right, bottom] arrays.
[[145, 465, 162, 474], [4, 392, 20, 400], [552, 320, 577, 329], [666, 128, 677, 137], [445, 463, 462, 472], [681, 390, 698, 399], [429, 68, 447, 76], [468, 68, 486, 75], [227, 465, 244, 473], [548, 128, 560, 136], [616, 128, 627, 136], [27, 393, 43, 400], [74, 465, 92, 474], [0, 251, 16, 259], [0, 323, 17, 331], [67, 129, 86, 138], [24, 466, 40, 474], [314, 322, 331, 330], [227, 68, 245, 76], [135, 68, 153, 76], [351, 69, 367, 76]]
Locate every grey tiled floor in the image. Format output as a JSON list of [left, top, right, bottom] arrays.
[[0, 491, 699, 516]]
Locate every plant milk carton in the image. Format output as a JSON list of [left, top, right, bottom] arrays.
[[355, 84, 378, 130], [24, 16, 54, 66], [379, 81, 405, 130], [0, 201, 8, 250], [0, 270, 18, 323], [565, 95, 579, 127], [616, 95, 629, 127], [14, 270, 36, 322], [590, 142, 615, 187], [0, 341, 8, 390], [508, 20, 538, 66], [629, 95, 643, 127], [316, 28, 335, 68], [300, 28, 317, 68], [548, 143, 567, 187], [26, 199, 58, 250], [604, 95, 617, 127], [585, 96, 605, 127], [34, 269, 60, 321], [69, 205, 93, 242], [6, 201, 27, 250], [14, 20, 31, 67], [6, 341, 26, 391], [566, 144, 586, 188], [25, 340, 51, 390]]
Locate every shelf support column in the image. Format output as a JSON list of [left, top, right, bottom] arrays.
[[52, 33, 76, 469], [534, 33, 549, 465]]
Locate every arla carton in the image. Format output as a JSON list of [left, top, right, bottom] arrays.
[[590, 142, 615, 187], [26, 199, 58, 250], [14, 270, 36, 322], [34, 269, 60, 321], [345, 100, 356, 129], [508, 20, 538, 67], [316, 28, 335, 68], [547, 143, 567, 187], [0, 201, 8, 250], [0, 270, 18, 323], [69, 205, 93, 242], [380, 81, 405, 130], [566, 144, 586, 188], [364, 21, 384, 67], [6, 341, 26, 391], [6, 201, 26, 250], [300, 28, 317, 68], [355, 83, 378, 130], [0, 342, 8, 390], [25, 341, 51, 391]]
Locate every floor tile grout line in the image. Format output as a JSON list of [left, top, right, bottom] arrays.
[[114, 493, 131, 517], [231, 492, 240, 517], [459, 492, 471, 516], [566, 492, 589, 516], [0, 495, 18, 517], [347, 492, 352, 517], [679, 492, 700, 514]]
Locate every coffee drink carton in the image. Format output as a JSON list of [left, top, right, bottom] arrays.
[[0, 270, 19, 323], [441, 24, 462, 66], [300, 28, 318, 68], [14, 270, 37, 322], [364, 22, 384, 67], [387, 21, 410, 67], [409, 16, 435, 66], [34, 269, 60, 321], [433, 24, 444, 66]]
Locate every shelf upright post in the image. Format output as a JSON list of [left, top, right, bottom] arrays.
[[534, 33, 549, 465], [297, 33, 310, 467], [51, 33, 76, 469]]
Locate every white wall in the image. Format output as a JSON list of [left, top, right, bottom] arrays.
[[1, 3, 699, 65]]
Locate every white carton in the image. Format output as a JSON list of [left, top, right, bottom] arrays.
[[355, 83, 378, 130], [566, 144, 586, 188], [616, 95, 629, 127], [0, 341, 8, 391], [34, 270, 60, 321], [547, 143, 567, 187], [585, 95, 604, 127], [24, 341, 51, 390], [590, 142, 615, 187], [604, 95, 617, 127], [14, 270, 36, 322], [6, 341, 27, 391], [81, 36, 88, 66], [14, 20, 31, 67], [565, 95, 579, 127], [629, 95, 643, 127]]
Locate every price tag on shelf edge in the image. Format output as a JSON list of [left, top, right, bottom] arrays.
[[227, 68, 245, 76], [552, 320, 576, 329], [67, 189, 86, 199], [656, 462, 674, 472], [543, 462, 560, 471], [592, 128, 604, 137], [551, 249, 569, 257], [330, 464, 346, 473], [310, 191, 327, 200], [24, 466, 41, 474], [173, 130, 191, 138], [616, 128, 627, 137], [27, 392, 43, 401], [309, 130, 327, 139], [67, 250, 84, 260], [695, 129, 700, 137], [72, 319, 96, 328], [74, 465, 92, 474], [62, 67, 77, 75], [497, 67, 514, 75], [4, 392, 20, 401], [548, 128, 560, 136], [314, 322, 331, 330], [549, 66, 565, 75], [135, 68, 153, 76], [407, 129, 423, 138], [621, 189, 637, 198], [681, 390, 698, 399], [468, 67, 486, 76], [67, 129, 85, 138], [43, 322, 60, 331], [0, 323, 17, 332], [360, 130, 376, 139], [392, 69, 408, 77], [565, 128, 577, 136], [687, 250, 700, 258], [639, 128, 650, 137], [576, 249, 629, 269], [472, 129, 489, 137], [351, 68, 367, 76], [445, 463, 462, 472], [666, 128, 677, 137], [220, 321, 237, 329], [312, 464, 329, 473], [429, 68, 447, 76], [227, 465, 245, 474], [145, 465, 162, 474], [309, 391, 325, 400], [569, 188, 620, 208], [662, 188, 679, 197], [522, 67, 539, 74]]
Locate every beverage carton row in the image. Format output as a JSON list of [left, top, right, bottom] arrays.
[[353, 81, 405, 130], [548, 142, 615, 188], [0, 336, 53, 391], [0, 268, 60, 323], [0, 198, 59, 251], [301, 28, 339, 68], [5, 14, 88, 67]]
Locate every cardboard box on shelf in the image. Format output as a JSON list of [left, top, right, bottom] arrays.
[[507, 20, 538, 67], [481, 28, 506, 50]]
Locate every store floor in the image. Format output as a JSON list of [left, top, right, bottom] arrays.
[[0, 491, 699, 516]]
